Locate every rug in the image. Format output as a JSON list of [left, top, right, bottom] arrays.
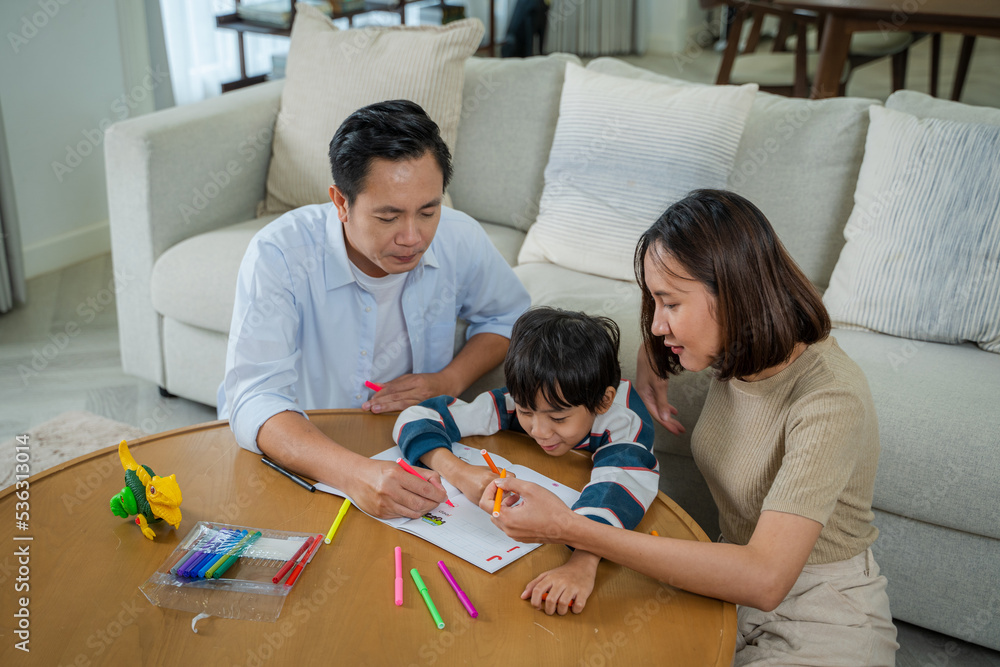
[[1, 411, 146, 489]]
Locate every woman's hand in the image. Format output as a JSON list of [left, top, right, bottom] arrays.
[[636, 345, 685, 435], [479, 477, 579, 544]]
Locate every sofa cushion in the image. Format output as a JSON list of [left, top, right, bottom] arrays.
[[518, 63, 757, 282], [151, 216, 278, 333], [832, 328, 1000, 540], [261, 6, 483, 214], [450, 54, 581, 231], [479, 221, 525, 267], [886, 89, 1000, 126], [512, 261, 643, 374], [585, 57, 877, 290], [162, 317, 229, 407], [824, 106, 1000, 353]]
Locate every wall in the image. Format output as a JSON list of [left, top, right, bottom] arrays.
[[640, 0, 709, 56], [0, 0, 155, 279]]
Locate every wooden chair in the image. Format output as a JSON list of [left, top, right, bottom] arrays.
[[716, 1, 845, 97], [716, 1, 915, 97], [930, 34, 977, 101]]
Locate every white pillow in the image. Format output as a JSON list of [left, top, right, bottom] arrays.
[[824, 106, 1000, 353], [517, 63, 757, 281], [261, 5, 483, 215]]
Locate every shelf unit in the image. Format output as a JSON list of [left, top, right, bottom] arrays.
[[216, 1, 496, 92]]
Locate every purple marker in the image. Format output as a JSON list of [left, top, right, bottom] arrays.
[[177, 529, 229, 577], [437, 560, 478, 618]]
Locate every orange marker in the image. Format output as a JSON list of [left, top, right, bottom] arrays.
[[492, 469, 506, 517], [396, 458, 454, 507], [651, 530, 659, 537], [541, 592, 574, 608], [480, 449, 501, 475]]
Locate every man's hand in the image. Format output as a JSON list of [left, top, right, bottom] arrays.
[[257, 411, 447, 519], [345, 457, 448, 519], [363, 332, 510, 413], [522, 550, 600, 615], [479, 477, 577, 544], [635, 345, 685, 434], [362, 372, 451, 414]]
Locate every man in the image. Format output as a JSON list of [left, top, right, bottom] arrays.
[[218, 100, 530, 519]]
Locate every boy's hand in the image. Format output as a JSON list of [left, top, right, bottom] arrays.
[[456, 465, 514, 509], [523, 550, 600, 615], [420, 448, 514, 507]]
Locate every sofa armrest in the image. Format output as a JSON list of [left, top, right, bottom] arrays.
[[105, 80, 283, 387]]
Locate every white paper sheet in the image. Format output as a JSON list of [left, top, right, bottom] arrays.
[[316, 443, 581, 573]]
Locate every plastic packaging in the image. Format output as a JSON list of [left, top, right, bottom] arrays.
[[140, 521, 321, 622]]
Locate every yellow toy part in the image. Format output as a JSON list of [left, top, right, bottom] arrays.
[[115, 440, 183, 538]]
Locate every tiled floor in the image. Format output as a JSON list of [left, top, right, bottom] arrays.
[[2, 34, 999, 666], [0, 253, 216, 442]]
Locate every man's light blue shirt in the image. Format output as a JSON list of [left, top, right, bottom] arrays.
[[218, 203, 530, 453]]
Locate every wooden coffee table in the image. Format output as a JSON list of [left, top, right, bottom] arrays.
[[0, 411, 736, 665]]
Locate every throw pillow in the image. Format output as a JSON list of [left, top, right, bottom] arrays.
[[517, 63, 757, 281], [886, 89, 1000, 127], [823, 106, 1000, 353], [261, 5, 484, 215], [585, 57, 878, 291]]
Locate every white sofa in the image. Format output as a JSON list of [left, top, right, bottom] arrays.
[[106, 54, 1000, 650]]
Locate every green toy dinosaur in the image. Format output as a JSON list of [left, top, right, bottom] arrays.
[[109, 440, 182, 540]]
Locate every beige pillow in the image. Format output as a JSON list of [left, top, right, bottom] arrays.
[[262, 4, 484, 215], [823, 106, 1000, 353], [518, 63, 757, 281]]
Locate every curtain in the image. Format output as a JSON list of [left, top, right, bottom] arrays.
[[0, 103, 26, 314], [159, 0, 291, 106], [545, 0, 636, 56]]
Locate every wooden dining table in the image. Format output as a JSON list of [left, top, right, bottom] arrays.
[[769, 0, 1000, 98]]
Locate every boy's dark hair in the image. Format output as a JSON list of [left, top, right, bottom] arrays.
[[504, 307, 621, 413], [634, 189, 830, 381], [328, 99, 453, 206]]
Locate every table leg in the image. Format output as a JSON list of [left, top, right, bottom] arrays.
[[930, 33, 941, 97], [951, 35, 976, 101], [812, 14, 851, 99]]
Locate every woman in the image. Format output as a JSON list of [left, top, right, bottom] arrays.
[[482, 190, 898, 665]]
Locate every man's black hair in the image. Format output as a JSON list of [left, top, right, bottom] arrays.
[[504, 307, 621, 413], [328, 99, 452, 206]]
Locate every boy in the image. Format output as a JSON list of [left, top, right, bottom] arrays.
[[393, 307, 659, 615]]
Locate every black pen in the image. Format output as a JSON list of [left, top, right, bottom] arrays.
[[261, 457, 316, 492]]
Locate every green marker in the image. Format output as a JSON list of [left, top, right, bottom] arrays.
[[410, 568, 445, 629], [209, 530, 261, 579]]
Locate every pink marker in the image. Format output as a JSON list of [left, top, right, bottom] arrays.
[[394, 546, 403, 606], [396, 458, 455, 507], [365, 380, 383, 392]]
